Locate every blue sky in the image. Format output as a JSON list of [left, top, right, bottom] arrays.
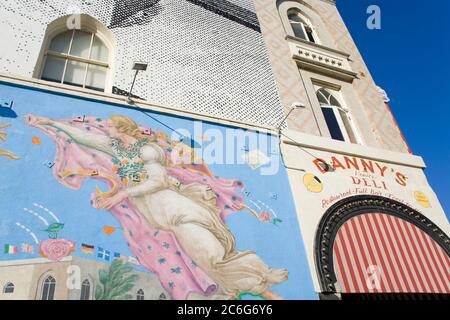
[[337, 0, 450, 217]]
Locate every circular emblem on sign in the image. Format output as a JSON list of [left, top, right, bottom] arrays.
[[303, 173, 323, 193], [414, 191, 431, 208]]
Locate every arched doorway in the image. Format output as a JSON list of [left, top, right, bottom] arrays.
[[315, 196, 450, 300]]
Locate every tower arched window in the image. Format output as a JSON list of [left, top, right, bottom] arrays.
[[136, 289, 145, 300], [80, 279, 90, 300], [316, 88, 358, 143], [41, 276, 56, 300], [3, 282, 14, 294], [287, 9, 316, 43]]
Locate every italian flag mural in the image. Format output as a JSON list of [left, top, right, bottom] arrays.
[[3, 244, 18, 255]]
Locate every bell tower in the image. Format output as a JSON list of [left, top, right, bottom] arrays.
[[253, 0, 450, 300], [253, 0, 409, 152]]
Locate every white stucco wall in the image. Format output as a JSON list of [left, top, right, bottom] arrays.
[[0, 0, 285, 127]]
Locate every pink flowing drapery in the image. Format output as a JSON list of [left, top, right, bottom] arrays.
[[26, 114, 244, 300]]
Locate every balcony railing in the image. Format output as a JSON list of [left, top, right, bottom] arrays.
[[286, 35, 358, 82]]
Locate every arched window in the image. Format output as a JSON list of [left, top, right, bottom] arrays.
[[3, 282, 14, 294], [80, 279, 90, 300], [159, 293, 167, 300], [136, 289, 145, 300], [41, 276, 56, 300], [287, 9, 316, 43], [316, 88, 358, 143], [40, 28, 110, 92]]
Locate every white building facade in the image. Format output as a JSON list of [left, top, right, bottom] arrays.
[[253, 0, 450, 299]]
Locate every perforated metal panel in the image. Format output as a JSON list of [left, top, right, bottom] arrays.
[[0, 0, 285, 127]]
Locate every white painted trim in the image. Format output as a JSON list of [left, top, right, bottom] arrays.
[[0, 257, 73, 267], [46, 51, 109, 68], [281, 129, 426, 169]]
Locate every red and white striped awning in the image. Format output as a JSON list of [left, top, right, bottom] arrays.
[[333, 213, 450, 293]]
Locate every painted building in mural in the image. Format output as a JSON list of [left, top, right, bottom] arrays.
[[0, 257, 168, 300], [0, 0, 448, 301]]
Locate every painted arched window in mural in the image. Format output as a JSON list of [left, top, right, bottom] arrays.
[[159, 293, 167, 300], [80, 279, 90, 300], [3, 282, 14, 293], [315, 196, 450, 298], [41, 276, 56, 300], [136, 289, 145, 300]]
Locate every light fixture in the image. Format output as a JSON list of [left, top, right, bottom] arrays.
[[132, 62, 148, 71], [128, 62, 149, 101], [277, 102, 306, 171], [277, 101, 306, 131]]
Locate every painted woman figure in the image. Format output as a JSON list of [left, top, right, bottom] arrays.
[[28, 114, 287, 300]]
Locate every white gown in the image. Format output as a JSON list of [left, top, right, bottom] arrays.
[[51, 122, 288, 299]]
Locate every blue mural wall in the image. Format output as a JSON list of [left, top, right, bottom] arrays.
[[0, 81, 316, 300]]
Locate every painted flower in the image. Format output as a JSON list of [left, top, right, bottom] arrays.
[[171, 266, 182, 274], [39, 239, 75, 261], [162, 242, 170, 249], [258, 211, 272, 223]]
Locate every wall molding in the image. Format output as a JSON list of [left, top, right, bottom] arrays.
[[281, 129, 425, 169]]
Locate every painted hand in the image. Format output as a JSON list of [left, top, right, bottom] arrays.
[[27, 115, 54, 126], [97, 189, 128, 210]]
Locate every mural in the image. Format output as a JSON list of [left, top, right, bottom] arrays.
[[0, 99, 20, 160], [0, 82, 316, 300], [0, 122, 20, 160], [95, 259, 139, 300]]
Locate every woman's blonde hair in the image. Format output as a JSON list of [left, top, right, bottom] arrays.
[[109, 115, 147, 140], [109, 115, 169, 166]]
